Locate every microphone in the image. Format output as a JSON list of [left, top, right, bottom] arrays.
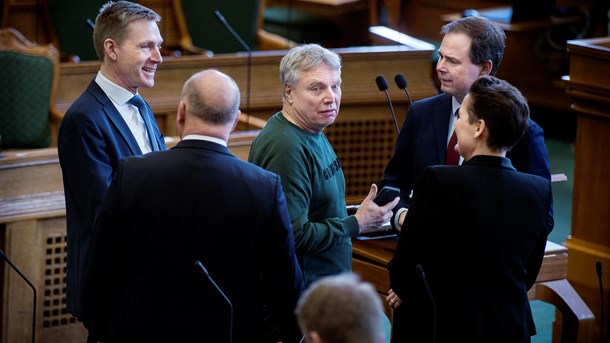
[[214, 9, 252, 130], [0, 249, 36, 343], [375, 75, 400, 134], [195, 260, 233, 343], [394, 73, 413, 107], [416, 264, 436, 343]]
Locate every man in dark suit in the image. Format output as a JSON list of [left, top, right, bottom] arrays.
[[57, 1, 165, 335], [381, 16, 551, 230], [387, 76, 554, 342], [84, 69, 305, 342]]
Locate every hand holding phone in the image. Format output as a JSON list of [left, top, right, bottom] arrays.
[[373, 186, 400, 206]]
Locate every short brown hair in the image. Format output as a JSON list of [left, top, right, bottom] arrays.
[[441, 16, 506, 76], [93, 1, 161, 61]]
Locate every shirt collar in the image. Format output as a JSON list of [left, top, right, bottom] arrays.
[[95, 71, 137, 105], [182, 134, 227, 147], [451, 96, 461, 116]]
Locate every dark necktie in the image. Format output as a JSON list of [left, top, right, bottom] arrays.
[[129, 94, 160, 151], [445, 108, 459, 165]]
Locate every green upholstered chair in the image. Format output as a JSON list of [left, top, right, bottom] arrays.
[[41, 0, 119, 62], [0, 28, 61, 149], [263, 6, 341, 47], [171, 0, 294, 55]]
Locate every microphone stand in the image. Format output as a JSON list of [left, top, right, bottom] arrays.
[[0, 249, 36, 343], [214, 10, 252, 131], [416, 264, 436, 343], [86, 18, 95, 31], [195, 260, 233, 343], [375, 75, 400, 134]]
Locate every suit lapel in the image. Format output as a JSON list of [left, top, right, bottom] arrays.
[[87, 81, 142, 155]]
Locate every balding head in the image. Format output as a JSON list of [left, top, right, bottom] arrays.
[[181, 69, 241, 125], [177, 69, 241, 140]]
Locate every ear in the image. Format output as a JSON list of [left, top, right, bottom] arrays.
[[307, 331, 325, 343], [284, 83, 293, 104], [104, 38, 118, 61], [479, 60, 493, 76], [176, 101, 186, 137], [474, 118, 486, 139], [230, 110, 242, 133]]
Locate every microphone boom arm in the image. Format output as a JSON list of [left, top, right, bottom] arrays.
[[0, 249, 36, 343], [214, 10, 252, 130], [195, 260, 233, 343]]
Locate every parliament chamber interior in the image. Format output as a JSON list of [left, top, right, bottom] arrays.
[[1, 0, 609, 342]]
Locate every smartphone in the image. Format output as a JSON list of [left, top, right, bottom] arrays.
[[373, 186, 400, 206]]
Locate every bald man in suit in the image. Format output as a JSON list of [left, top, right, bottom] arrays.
[[84, 69, 304, 342]]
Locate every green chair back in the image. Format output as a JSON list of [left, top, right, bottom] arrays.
[[263, 6, 340, 46], [42, 0, 115, 61], [180, 0, 259, 54], [0, 50, 55, 148]]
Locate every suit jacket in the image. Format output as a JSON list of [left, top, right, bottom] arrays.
[[84, 139, 305, 342], [389, 155, 553, 342], [381, 93, 551, 221], [58, 79, 165, 320]]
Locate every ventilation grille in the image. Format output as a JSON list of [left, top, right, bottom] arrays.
[[43, 234, 76, 328]]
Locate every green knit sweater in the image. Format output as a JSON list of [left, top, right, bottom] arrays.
[[249, 112, 359, 286]]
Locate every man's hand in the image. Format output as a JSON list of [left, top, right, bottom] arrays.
[[397, 209, 408, 232], [387, 289, 402, 309], [354, 184, 399, 234]]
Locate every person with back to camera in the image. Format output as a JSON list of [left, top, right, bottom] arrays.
[[84, 69, 304, 342], [386, 76, 554, 343], [296, 273, 386, 343], [380, 16, 551, 232], [57, 2, 166, 340]]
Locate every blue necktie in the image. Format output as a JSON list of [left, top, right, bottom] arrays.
[[129, 94, 160, 151]]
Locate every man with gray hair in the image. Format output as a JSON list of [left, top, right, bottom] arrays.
[[296, 273, 386, 343], [249, 44, 398, 287], [85, 69, 304, 342]]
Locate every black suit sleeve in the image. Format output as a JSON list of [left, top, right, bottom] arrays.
[[82, 158, 129, 338], [262, 175, 305, 342]]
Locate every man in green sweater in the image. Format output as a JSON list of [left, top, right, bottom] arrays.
[[249, 44, 398, 287]]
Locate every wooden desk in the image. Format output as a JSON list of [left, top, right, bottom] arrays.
[[564, 36, 610, 342], [351, 238, 595, 342]]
